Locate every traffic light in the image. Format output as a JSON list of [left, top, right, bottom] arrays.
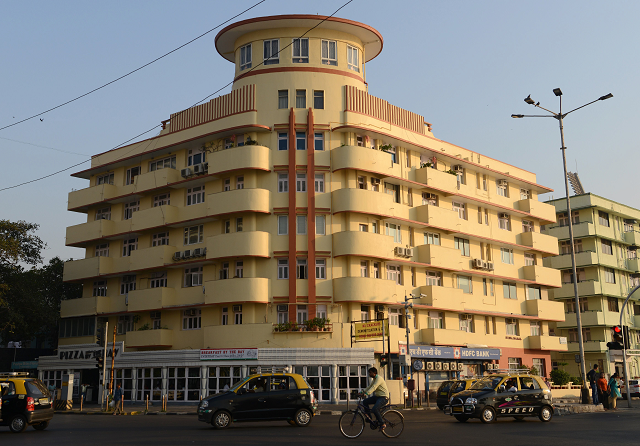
[[96, 355, 104, 369], [96, 327, 104, 347], [380, 354, 389, 368], [607, 325, 624, 350]]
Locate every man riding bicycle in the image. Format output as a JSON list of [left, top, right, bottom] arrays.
[[359, 367, 389, 432]]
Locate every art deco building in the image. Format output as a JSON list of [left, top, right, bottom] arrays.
[[39, 14, 566, 403]]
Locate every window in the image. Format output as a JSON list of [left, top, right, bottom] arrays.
[[562, 268, 586, 284], [483, 278, 488, 296], [321, 40, 337, 65], [296, 173, 307, 191], [278, 173, 288, 192], [239, 43, 251, 70], [149, 156, 176, 171], [428, 311, 443, 329], [224, 220, 231, 234], [296, 90, 306, 108], [498, 213, 511, 230], [508, 357, 521, 370], [236, 176, 244, 189], [313, 90, 324, 109], [568, 328, 591, 342], [526, 285, 541, 300], [482, 174, 488, 191], [422, 193, 437, 206], [605, 268, 616, 284], [182, 309, 201, 330], [359, 305, 370, 322], [93, 280, 107, 297], [360, 261, 368, 278], [558, 211, 579, 227], [386, 223, 402, 243], [387, 265, 401, 284], [453, 201, 466, 219], [124, 201, 139, 220], [497, 181, 508, 197], [278, 259, 289, 279], [126, 166, 140, 185], [95, 207, 111, 221], [187, 148, 206, 166], [235, 261, 243, 278], [117, 315, 133, 335], [221, 307, 228, 325], [277, 305, 288, 324], [357, 176, 366, 190], [624, 220, 634, 232], [292, 38, 309, 63], [186, 186, 204, 206], [506, 319, 519, 336], [153, 193, 170, 207], [598, 211, 610, 227], [152, 313, 162, 330], [184, 225, 204, 245], [484, 209, 489, 225], [601, 240, 613, 255], [297, 305, 308, 324], [457, 275, 473, 294], [503, 282, 517, 299], [561, 239, 583, 254], [152, 232, 169, 247], [316, 215, 326, 235], [388, 308, 399, 326], [532, 359, 545, 377], [525, 253, 536, 266], [485, 316, 495, 334], [219, 262, 229, 280], [150, 272, 167, 288], [522, 220, 534, 233], [500, 247, 514, 264], [454, 237, 470, 257], [530, 321, 541, 336], [236, 218, 243, 232], [95, 243, 109, 257], [373, 262, 380, 279], [296, 215, 307, 235], [278, 90, 288, 109], [314, 173, 324, 193], [223, 178, 231, 191], [122, 238, 138, 257], [316, 259, 326, 279], [314, 132, 324, 151], [120, 275, 136, 295], [565, 298, 588, 313], [424, 232, 440, 245], [184, 267, 203, 287], [426, 271, 442, 286], [297, 258, 308, 279], [520, 189, 531, 200], [459, 314, 474, 333], [96, 172, 114, 185], [372, 221, 378, 234], [58, 317, 96, 339], [263, 39, 279, 65], [370, 177, 380, 191], [347, 45, 359, 71], [278, 215, 288, 235]]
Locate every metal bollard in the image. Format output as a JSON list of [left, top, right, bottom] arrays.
[[80, 395, 84, 412], [146, 395, 149, 411]]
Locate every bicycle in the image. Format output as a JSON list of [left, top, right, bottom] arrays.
[[339, 396, 404, 438]]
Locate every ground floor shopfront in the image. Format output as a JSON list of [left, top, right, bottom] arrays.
[[37, 344, 374, 404], [553, 350, 640, 379]]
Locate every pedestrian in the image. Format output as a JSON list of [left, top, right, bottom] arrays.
[[112, 383, 124, 415], [597, 373, 609, 410], [586, 364, 599, 405], [81, 383, 88, 402], [608, 373, 621, 410]]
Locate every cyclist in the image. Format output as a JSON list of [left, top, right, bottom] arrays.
[[359, 367, 389, 432]]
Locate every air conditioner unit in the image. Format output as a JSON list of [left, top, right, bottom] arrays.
[[394, 246, 405, 256], [481, 260, 489, 270], [486, 262, 494, 271], [202, 162, 209, 172], [473, 259, 483, 269], [426, 362, 434, 371], [192, 164, 202, 174], [233, 305, 242, 312], [457, 363, 464, 371], [183, 249, 192, 259], [453, 165, 464, 172], [173, 251, 182, 261], [498, 213, 509, 219], [434, 362, 442, 371], [277, 305, 288, 312], [375, 305, 385, 312], [150, 311, 161, 319], [498, 179, 508, 186], [186, 309, 197, 316], [193, 248, 203, 257], [442, 363, 450, 371], [450, 362, 458, 370], [405, 248, 414, 257], [181, 168, 192, 178], [123, 275, 135, 283]]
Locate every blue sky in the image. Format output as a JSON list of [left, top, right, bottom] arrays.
[[1, 0, 637, 263]]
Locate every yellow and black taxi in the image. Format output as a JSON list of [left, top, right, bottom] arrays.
[[444, 372, 553, 423], [0, 373, 53, 433], [436, 378, 477, 410], [198, 372, 317, 429]]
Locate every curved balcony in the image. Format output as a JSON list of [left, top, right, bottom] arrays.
[[517, 231, 559, 255], [521, 265, 561, 288], [129, 245, 177, 271], [333, 277, 399, 303], [126, 329, 173, 348], [414, 167, 458, 195], [418, 285, 466, 311], [332, 231, 397, 260], [515, 198, 556, 223], [60, 296, 110, 318], [208, 145, 270, 176], [416, 244, 464, 271], [131, 205, 180, 232], [204, 278, 269, 304], [68, 184, 122, 211], [127, 288, 176, 312], [331, 145, 402, 178], [207, 188, 270, 217], [206, 231, 270, 259], [332, 188, 408, 220], [65, 219, 126, 246]]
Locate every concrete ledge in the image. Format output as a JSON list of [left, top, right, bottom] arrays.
[[554, 404, 605, 415]]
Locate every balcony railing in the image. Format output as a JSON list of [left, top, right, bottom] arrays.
[[272, 323, 333, 333]]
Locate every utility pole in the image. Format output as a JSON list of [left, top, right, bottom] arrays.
[[101, 322, 108, 411], [109, 325, 116, 395], [404, 292, 427, 380]]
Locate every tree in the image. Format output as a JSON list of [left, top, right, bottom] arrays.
[[0, 220, 44, 266]]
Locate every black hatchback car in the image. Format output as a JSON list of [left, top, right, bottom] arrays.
[[198, 372, 317, 429], [0, 373, 53, 433], [444, 373, 553, 423]]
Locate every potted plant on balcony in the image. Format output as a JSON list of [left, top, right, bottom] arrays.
[[379, 143, 393, 153], [138, 323, 151, 331], [420, 162, 433, 169], [244, 137, 258, 146], [445, 169, 458, 176], [304, 319, 317, 331]]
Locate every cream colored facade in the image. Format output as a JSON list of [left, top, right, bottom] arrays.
[[51, 15, 567, 401], [543, 194, 640, 378]]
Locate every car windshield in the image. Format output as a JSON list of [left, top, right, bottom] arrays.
[[470, 376, 503, 391], [230, 377, 252, 392], [25, 380, 49, 397]]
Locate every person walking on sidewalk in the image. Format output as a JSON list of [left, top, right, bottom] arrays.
[[597, 373, 609, 410], [608, 373, 621, 410], [112, 384, 124, 415], [586, 364, 600, 405]]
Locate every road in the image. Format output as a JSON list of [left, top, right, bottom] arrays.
[[0, 409, 636, 445]]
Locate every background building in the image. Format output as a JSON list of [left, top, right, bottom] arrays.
[[40, 14, 567, 403], [543, 193, 640, 378]]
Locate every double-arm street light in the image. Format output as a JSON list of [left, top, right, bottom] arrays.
[[512, 89, 613, 404]]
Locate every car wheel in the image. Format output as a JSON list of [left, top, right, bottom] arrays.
[[513, 416, 525, 421], [480, 407, 496, 424], [9, 415, 28, 433], [33, 421, 50, 431], [211, 410, 232, 429], [287, 420, 296, 426], [539, 405, 553, 422], [294, 408, 312, 427], [454, 415, 469, 422]]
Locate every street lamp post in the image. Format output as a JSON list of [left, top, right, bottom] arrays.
[[512, 89, 612, 404]]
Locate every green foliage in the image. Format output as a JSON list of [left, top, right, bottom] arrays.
[[420, 162, 433, 169], [569, 375, 583, 386], [244, 138, 259, 146], [550, 369, 571, 386], [379, 143, 394, 152], [445, 169, 458, 176], [0, 220, 45, 266], [138, 323, 151, 331]]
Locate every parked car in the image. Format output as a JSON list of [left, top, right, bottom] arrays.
[[0, 373, 54, 433], [197, 372, 317, 429], [444, 373, 553, 423], [436, 380, 455, 410], [620, 379, 640, 398]]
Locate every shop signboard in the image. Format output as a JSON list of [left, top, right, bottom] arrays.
[[58, 342, 123, 361], [409, 345, 500, 360], [354, 320, 389, 341], [200, 348, 258, 361]]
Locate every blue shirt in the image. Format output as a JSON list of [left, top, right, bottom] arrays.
[[114, 387, 124, 401]]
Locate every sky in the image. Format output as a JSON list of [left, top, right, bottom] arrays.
[[1, 0, 638, 264]]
